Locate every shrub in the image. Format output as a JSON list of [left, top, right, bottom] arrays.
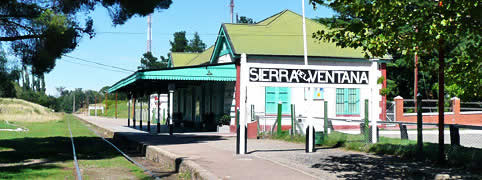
[[217, 114, 231, 126]]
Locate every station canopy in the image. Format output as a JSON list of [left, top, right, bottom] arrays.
[[108, 63, 236, 94]]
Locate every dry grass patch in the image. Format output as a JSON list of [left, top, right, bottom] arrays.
[[0, 98, 62, 122]]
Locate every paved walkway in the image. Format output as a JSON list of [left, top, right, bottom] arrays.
[[75, 115, 478, 180]]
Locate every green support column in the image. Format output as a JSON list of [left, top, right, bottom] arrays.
[[324, 101, 328, 133], [364, 99, 369, 143], [277, 102, 282, 134], [291, 104, 295, 135], [163, 109, 166, 125]]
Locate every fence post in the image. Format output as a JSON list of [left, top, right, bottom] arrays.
[[394, 96, 404, 122], [364, 99, 369, 143], [416, 93, 423, 158], [277, 102, 282, 134], [163, 109, 166, 125], [400, 124, 408, 140], [324, 101, 328, 134], [449, 125, 460, 146], [451, 97, 460, 124], [140, 98, 143, 130]]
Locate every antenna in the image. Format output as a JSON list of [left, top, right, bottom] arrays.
[[230, 0, 234, 23], [147, 14, 152, 53]]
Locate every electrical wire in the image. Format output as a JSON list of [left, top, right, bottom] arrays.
[[64, 55, 135, 73], [61, 58, 132, 74]]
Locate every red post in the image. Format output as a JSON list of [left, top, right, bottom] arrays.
[[451, 97, 460, 124], [394, 96, 404, 122], [380, 63, 387, 121]]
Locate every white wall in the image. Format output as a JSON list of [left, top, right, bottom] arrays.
[[241, 56, 382, 132]]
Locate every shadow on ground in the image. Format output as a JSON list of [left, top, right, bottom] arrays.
[[311, 153, 480, 179]]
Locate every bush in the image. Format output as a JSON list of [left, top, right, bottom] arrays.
[[217, 114, 230, 126]]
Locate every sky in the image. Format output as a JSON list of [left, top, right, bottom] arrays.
[[44, 0, 336, 96]]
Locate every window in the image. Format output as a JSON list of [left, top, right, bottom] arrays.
[[265, 87, 291, 114], [336, 88, 360, 115]]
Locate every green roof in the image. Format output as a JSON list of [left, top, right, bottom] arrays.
[[108, 63, 236, 93], [169, 53, 199, 67], [185, 46, 214, 66], [169, 46, 215, 67], [223, 10, 367, 59]]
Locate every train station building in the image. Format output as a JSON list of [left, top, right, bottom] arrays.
[[108, 10, 389, 153]]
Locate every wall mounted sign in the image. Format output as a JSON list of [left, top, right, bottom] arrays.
[[249, 68, 369, 84]]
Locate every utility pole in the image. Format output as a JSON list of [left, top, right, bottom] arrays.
[[301, 0, 314, 153], [230, 0, 234, 23], [147, 14, 152, 53], [437, 0, 445, 164]]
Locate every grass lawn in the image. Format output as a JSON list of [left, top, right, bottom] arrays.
[[269, 131, 482, 172], [0, 120, 18, 130], [0, 114, 151, 179]]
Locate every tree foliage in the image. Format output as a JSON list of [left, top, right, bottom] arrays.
[[238, 16, 255, 24], [311, 0, 481, 100], [169, 31, 189, 52], [169, 31, 207, 53], [139, 52, 167, 70], [187, 32, 206, 53], [1, 0, 172, 90]]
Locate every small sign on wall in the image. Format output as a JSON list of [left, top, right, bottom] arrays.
[[305, 88, 324, 100]]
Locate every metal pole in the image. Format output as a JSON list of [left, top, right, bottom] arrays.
[[291, 104, 294, 135], [277, 102, 282, 134], [128, 95, 131, 127], [140, 97, 143, 130], [133, 96, 136, 128], [169, 90, 174, 135], [364, 99, 369, 143], [147, 95, 151, 132], [302, 0, 314, 153], [115, 93, 118, 119], [324, 101, 328, 134], [157, 93, 160, 133]]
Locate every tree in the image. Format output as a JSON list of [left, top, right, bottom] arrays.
[[311, 0, 480, 162], [138, 52, 167, 70], [187, 32, 206, 53], [169, 31, 189, 52], [0, 51, 16, 97], [238, 16, 255, 24], [1, 0, 173, 90]]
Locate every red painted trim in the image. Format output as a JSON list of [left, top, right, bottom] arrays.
[[235, 62, 240, 125], [265, 114, 292, 117]]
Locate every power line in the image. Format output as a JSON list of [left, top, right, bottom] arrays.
[[61, 58, 132, 74], [64, 55, 135, 73], [95, 32, 307, 37]]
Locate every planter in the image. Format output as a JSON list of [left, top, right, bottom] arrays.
[[217, 125, 230, 133]]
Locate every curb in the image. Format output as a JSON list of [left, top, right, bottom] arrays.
[[74, 115, 219, 180]]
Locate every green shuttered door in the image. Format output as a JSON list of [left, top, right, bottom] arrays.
[[265, 87, 291, 114]]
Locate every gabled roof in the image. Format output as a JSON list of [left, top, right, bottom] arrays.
[[168, 46, 215, 67], [222, 10, 367, 59], [185, 45, 214, 66], [168, 52, 199, 67]]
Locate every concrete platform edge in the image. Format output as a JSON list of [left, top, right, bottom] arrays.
[[74, 115, 219, 180]]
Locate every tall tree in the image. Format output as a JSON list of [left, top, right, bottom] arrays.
[[1, 0, 173, 89], [238, 16, 255, 24], [187, 32, 206, 53], [311, 0, 480, 162], [138, 52, 167, 70], [169, 31, 189, 52]]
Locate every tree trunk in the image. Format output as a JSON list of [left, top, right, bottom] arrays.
[[438, 39, 445, 163]]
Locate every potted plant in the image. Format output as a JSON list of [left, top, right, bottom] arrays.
[[217, 114, 231, 133]]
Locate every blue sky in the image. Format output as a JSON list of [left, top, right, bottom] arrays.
[[45, 0, 335, 96]]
